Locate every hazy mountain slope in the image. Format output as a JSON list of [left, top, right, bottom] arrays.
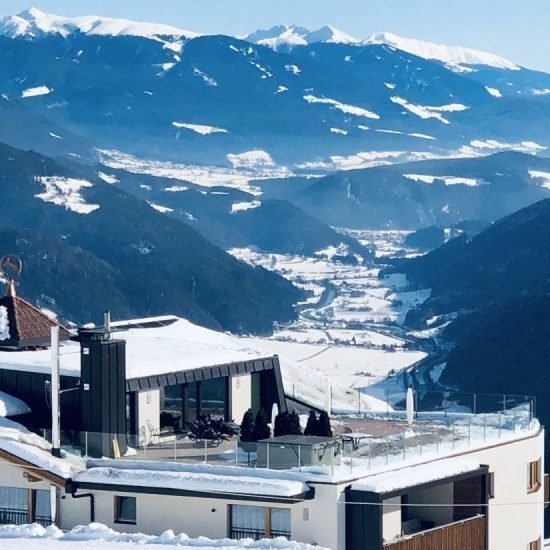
[[0, 142, 303, 331], [263, 152, 550, 228]]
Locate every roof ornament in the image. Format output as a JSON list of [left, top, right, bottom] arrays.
[[0, 254, 23, 297]]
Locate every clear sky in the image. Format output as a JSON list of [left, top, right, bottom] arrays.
[[2, 0, 550, 71]]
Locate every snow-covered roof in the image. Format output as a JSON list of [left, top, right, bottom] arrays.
[[74, 460, 310, 498], [351, 457, 481, 494], [0, 316, 268, 379], [0, 390, 30, 417], [0, 416, 84, 480]]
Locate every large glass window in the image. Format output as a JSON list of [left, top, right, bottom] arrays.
[[0, 488, 51, 526], [201, 378, 227, 419], [161, 384, 184, 430], [230, 505, 290, 540]]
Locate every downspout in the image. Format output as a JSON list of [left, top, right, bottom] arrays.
[[67, 480, 95, 523]]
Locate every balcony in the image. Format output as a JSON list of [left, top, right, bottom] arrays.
[[383, 515, 486, 550]]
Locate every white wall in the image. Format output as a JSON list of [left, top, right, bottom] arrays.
[[230, 374, 251, 423], [0, 461, 53, 491], [470, 429, 545, 550], [382, 496, 401, 542], [136, 389, 160, 445]]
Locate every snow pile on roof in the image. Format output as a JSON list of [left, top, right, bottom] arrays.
[[351, 457, 480, 493], [0, 416, 84, 479], [0, 306, 9, 341], [0, 391, 30, 417], [366, 32, 519, 70], [0, 522, 326, 549], [75, 463, 308, 497], [34, 176, 100, 214], [0, 8, 199, 40]]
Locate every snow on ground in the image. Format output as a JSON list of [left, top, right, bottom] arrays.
[[366, 32, 519, 70], [485, 86, 503, 98], [304, 94, 380, 119], [148, 202, 174, 213], [0, 390, 30, 417], [21, 85, 52, 98], [98, 172, 119, 184], [459, 139, 547, 156], [231, 200, 262, 213], [34, 176, 100, 214], [403, 174, 480, 186], [97, 149, 293, 196], [390, 97, 468, 124], [172, 122, 228, 135], [0, 523, 323, 550], [529, 170, 550, 190]]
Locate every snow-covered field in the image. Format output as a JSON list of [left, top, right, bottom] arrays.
[[231, 233, 429, 398], [0, 523, 323, 549]]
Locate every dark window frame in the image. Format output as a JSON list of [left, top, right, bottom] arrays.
[[114, 495, 136, 525]]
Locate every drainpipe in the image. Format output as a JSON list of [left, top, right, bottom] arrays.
[[67, 480, 95, 523]]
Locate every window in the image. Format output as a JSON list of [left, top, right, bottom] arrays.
[[230, 505, 290, 540], [528, 459, 541, 493], [488, 472, 495, 499], [114, 496, 136, 524], [528, 538, 541, 550]]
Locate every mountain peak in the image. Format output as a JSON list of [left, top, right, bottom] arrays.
[[0, 7, 200, 40], [365, 32, 519, 70], [245, 24, 359, 49]]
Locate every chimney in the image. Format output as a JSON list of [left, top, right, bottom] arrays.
[[78, 313, 127, 458]]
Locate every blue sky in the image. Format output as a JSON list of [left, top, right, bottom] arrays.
[[3, 0, 550, 71]]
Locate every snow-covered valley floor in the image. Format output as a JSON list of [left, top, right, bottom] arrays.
[[231, 231, 432, 405]]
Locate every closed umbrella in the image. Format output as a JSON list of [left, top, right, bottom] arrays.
[[406, 387, 414, 426]]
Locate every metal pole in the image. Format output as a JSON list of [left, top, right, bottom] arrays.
[[403, 431, 406, 459], [331, 445, 334, 476], [174, 437, 177, 461], [385, 436, 389, 465], [503, 395, 507, 412], [298, 445, 301, 472], [368, 438, 371, 469], [235, 438, 239, 466], [267, 443, 270, 469], [483, 414, 486, 442], [452, 422, 455, 449], [436, 424, 439, 453], [204, 440, 207, 464], [50, 327, 61, 458], [473, 393, 477, 415], [498, 412, 501, 438]]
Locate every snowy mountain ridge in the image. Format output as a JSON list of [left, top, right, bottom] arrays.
[[0, 7, 200, 39], [365, 32, 519, 70], [0, 7, 520, 73]]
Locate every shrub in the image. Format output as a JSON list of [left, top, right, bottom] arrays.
[[240, 409, 254, 442], [316, 410, 333, 437], [253, 407, 271, 441], [304, 410, 318, 436]]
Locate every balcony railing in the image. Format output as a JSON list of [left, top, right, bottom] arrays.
[[0, 508, 52, 527], [384, 515, 486, 550]]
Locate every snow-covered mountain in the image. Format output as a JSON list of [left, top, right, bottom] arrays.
[[365, 32, 519, 71], [0, 7, 549, 170], [0, 7, 199, 39], [244, 24, 359, 48]]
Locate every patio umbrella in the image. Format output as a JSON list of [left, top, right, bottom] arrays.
[[406, 387, 414, 426], [325, 383, 332, 414], [271, 403, 279, 428]]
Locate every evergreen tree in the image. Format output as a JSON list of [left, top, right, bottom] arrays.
[[240, 409, 254, 442], [274, 411, 289, 437], [304, 410, 318, 436], [316, 410, 333, 437], [287, 410, 303, 435], [253, 407, 271, 441]]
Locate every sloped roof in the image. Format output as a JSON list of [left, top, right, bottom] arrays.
[[0, 294, 70, 349]]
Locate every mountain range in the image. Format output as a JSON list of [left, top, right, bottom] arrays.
[[0, 8, 549, 173]]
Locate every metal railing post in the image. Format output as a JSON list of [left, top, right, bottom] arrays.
[[266, 443, 270, 470], [298, 445, 301, 472], [174, 437, 177, 461], [483, 414, 486, 442], [204, 440, 208, 464], [235, 438, 239, 466], [385, 436, 389, 465]]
